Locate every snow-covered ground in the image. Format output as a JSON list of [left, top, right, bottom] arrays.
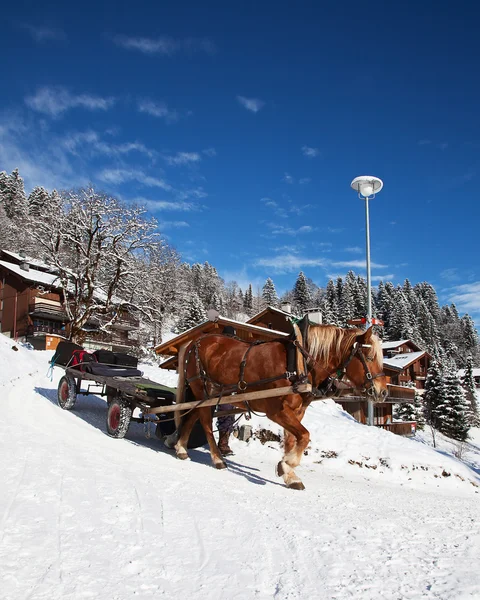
[[1, 334, 479, 600]]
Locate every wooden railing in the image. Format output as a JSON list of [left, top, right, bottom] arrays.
[[29, 302, 67, 320]]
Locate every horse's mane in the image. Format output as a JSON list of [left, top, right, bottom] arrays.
[[306, 324, 382, 365]]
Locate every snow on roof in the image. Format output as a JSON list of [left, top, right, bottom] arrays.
[[382, 340, 410, 350], [0, 249, 55, 272], [457, 368, 480, 378], [383, 351, 426, 370], [0, 260, 61, 287]]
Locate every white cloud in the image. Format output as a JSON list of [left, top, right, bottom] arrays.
[[255, 254, 327, 273], [301, 145, 319, 158], [237, 96, 265, 113], [112, 35, 216, 55], [135, 198, 200, 212], [137, 99, 179, 123], [165, 152, 201, 166], [331, 260, 388, 269], [282, 172, 294, 184], [98, 168, 171, 190], [440, 268, 460, 282], [447, 282, 480, 317], [63, 130, 155, 158], [371, 274, 395, 282], [345, 246, 363, 254], [267, 224, 316, 236], [157, 220, 190, 228], [418, 139, 431, 146], [299, 177, 311, 184], [21, 24, 66, 42], [25, 86, 114, 117], [202, 147, 217, 157]]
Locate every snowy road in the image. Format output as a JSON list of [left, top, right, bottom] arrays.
[[0, 341, 479, 599]]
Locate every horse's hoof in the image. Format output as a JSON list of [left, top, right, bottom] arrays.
[[276, 461, 285, 477], [176, 452, 189, 461], [287, 481, 306, 491], [214, 461, 227, 470]]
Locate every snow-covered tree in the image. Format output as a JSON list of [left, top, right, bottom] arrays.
[[175, 292, 207, 332], [461, 355, 480, 427], [243, 284, 253, 315], [436, 368, 469, 441], [423, 360, 443, 430], [293, 271, 311, 315], [32, 186, 160, 342], [262, 277, 279, 307], [28, 186, 50, 217], [0, 169, 28, 219]]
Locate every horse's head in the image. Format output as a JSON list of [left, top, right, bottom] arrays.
[[305, 323, 387, 402], [342, 326, 388, 402]]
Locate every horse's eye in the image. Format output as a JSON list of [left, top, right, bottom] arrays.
[[366, 356, 373, 362]]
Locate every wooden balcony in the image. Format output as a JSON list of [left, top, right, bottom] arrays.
[[29, 302, 67, 322]]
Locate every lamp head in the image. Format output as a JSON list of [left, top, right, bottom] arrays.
[[351, 176, 383, 199]]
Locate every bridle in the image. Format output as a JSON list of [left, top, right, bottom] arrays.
[[295, 338, 385, 399]]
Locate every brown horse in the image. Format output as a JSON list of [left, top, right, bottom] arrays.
[[171, 324, 387, 490]]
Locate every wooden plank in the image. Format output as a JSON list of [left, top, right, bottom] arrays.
[[144, 383, 312, 415]]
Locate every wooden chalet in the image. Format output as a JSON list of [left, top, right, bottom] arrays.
[[0, 249, 139, 351], [382, 340, 431, 389]]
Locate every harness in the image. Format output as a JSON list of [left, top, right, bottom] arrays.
[[183, 325, 384, 405]]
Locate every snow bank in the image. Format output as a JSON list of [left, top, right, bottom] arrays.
[[1, 333, 479, 600]]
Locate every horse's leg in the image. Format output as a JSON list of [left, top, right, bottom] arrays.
[[267, 402, 310, 490], [174, 409, 199, 460], [198, 407, 227, 470], [283, 403, 309, 458]]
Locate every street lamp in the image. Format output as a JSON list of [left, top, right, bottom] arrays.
[[350, 175, 383, 425]]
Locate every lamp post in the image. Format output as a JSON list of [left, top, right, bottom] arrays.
[[350, 175, 383, 425]]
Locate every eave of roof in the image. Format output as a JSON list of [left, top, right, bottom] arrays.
[[0, 260, 62, 288], [383, 350, 430, 371], [155, 315, 288, 356]]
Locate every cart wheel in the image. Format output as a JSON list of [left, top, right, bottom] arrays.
[[57, 375, 77, 410], [106, 397, 132, 439]]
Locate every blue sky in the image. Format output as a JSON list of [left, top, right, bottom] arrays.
[[1, 0, 480, 322]]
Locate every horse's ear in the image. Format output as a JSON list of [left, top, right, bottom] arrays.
[[357, 326, 373, 345]]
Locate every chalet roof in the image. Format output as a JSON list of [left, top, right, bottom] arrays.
[[155, 315, 288, 357], [457, 368, 480, 378], [247, 305, 297, 323], [383, 351, 428, 371], [0, 260, 61, 288], [0, 249, 56, 273], [382, 339, 421, 351]]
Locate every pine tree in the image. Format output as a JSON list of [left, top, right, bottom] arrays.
[[1, 169, 28, 219], [423, 360, 443, 430], [293, 271, 311, 315], [340, 271, 356, 325], [436, 368, 469, 441], [461, 355, 480, 427], [461, 315, 478, 357], [176, 292, 207, 332], [28, 186, 50, 217], [323, 279, 339, 325], [262, 277, 279, 307], [243, 284, 253, 314]]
